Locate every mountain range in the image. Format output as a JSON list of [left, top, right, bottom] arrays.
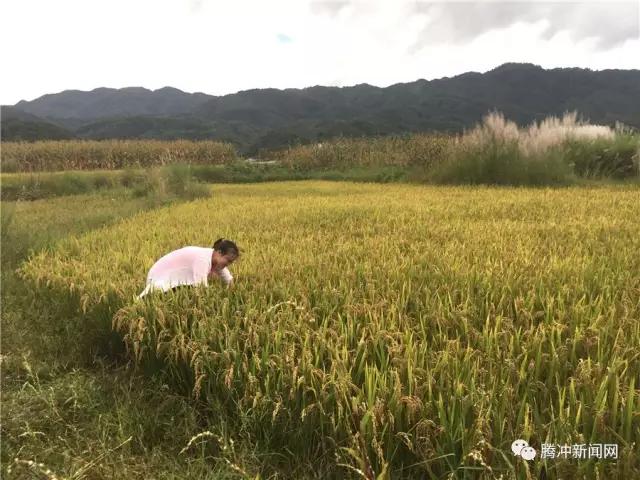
[[2, 63, 639, 154]]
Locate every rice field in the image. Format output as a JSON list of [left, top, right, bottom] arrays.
[[19, 181, 640, 479]]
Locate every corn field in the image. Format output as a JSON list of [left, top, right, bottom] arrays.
[[264, 113, 640, 183], [20, 182, 640, 478], [268, 134, 452, 170], [1, 139, 238, 172]]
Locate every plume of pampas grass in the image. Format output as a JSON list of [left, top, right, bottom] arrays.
[[464, 111, 616, 157]]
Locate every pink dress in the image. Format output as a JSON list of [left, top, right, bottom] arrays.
[[138, 246, 233, 298]]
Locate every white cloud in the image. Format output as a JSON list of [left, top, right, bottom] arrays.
[[1, 0, 638, 104]]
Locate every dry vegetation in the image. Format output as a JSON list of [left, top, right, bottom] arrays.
[[1, 139, 238, 172], [463, 111, 618, 156], [268, 134, 451, 170]]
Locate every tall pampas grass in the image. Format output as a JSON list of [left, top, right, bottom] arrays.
[[431, 111, 638, 185], [463, 111, 615, 156], [522, 112, 614, 156]]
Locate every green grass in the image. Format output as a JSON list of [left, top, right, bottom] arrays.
[[15, 181, 640, 479], [425, 138, 576, 186], [1, 166, 212, 202], [1, 164, 210, 200], [1, 163, 410, 201], [1, 170, 121, 200]]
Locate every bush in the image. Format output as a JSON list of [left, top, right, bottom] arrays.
[[131, 165, 210, 201], [430, 136, 574, 186], [120, 167, 147, 188], [92, 173, 116, 189], [164, 163, 192, 194], [426, 111, 638, 186], [564, 134, 640, 179], [132, 168, 167, 199], [164, 164, 211, 200], [58, 172, 92, 195]]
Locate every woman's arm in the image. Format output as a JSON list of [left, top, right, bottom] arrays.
[[209, 267, 234, 288], [220, 267, 234, 288]]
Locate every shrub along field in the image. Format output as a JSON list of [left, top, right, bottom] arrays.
[[1, 163, 408, 201], [425, 112, 639, 185], [2, 112, 638, 189], [268, 112, 639, 185], [265, 134, 452, 170], [16, 181, 640, 479]]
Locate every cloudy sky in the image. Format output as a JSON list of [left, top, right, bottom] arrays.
[[1, 0, 638, 104]]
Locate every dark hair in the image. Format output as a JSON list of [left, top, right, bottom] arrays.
[[213, 238, 240, 257]]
